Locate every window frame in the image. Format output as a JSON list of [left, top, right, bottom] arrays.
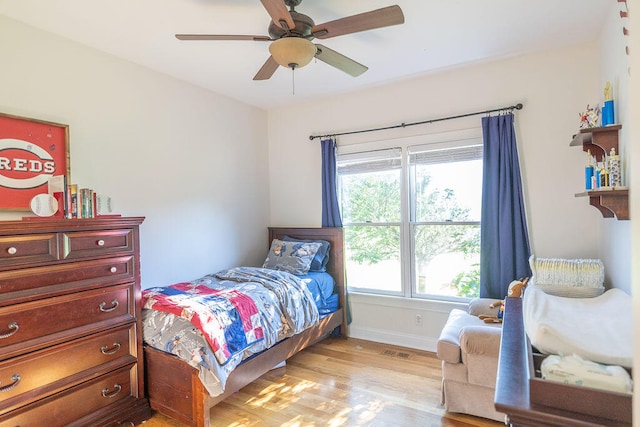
[[337, 129, 483, 302], [337, 147, 406, 297], [407, 140, 483, 300]]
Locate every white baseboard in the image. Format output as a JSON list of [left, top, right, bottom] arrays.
[[347, 325, 439, 353]]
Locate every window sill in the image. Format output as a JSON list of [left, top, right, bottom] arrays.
[[348, 291, 468, 314]]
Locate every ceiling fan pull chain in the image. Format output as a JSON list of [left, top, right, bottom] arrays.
[[292, 67, 296, 95]]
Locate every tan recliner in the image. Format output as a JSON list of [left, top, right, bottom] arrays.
[[436, 298, 506, 423]]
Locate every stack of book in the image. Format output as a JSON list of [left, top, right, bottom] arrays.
[[48, 176, 115, 219]]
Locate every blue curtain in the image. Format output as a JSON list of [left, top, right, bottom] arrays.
[[320, 138, 351, 329], [480, 113, 531, 299], [321, 138, 343, 227]]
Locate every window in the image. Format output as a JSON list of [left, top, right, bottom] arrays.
[[338, 148, 403, 295], [337, 135, 482, 301]]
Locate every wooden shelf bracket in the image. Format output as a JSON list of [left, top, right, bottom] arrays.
[[587, 189, 629, 220]]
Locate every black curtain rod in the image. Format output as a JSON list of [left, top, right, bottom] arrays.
[[309, 103, 523, 141]]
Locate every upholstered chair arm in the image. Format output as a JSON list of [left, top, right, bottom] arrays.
[[459, 325, 502, 359]]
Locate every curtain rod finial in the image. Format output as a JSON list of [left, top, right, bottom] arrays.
[[515, 103, 523, 110]]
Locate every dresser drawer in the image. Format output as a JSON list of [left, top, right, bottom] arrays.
[[0, 324, 137, 414], [62, 228, 134, 260], [0, 284, 135, 359], [0, 233, 59, 268], [0, 365, 136, 427], [0, 256, 135, 304]]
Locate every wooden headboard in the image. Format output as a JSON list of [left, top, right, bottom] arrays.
[[268, 227, 346, 335]]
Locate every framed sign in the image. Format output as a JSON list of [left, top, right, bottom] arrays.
[[0, 113, 70, 210]]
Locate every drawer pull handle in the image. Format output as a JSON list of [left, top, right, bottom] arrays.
[[7, 247, 17, 255], [0, 322, 19, 339], [0, 374, 20, 393], [97, 239, 105, 246], [0, 374, 21, 392], [99, 300, 119, 312], [101, 383, 122, 398], [109, 266, 117, 273], [101, 342, 121, 355]]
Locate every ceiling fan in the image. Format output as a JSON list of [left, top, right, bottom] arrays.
[[175, 0, 405, 81]]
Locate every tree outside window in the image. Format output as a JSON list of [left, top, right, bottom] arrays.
[[338, 140, 482, 300]]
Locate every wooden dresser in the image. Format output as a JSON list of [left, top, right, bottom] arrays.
[[0, 217, 151, 426]]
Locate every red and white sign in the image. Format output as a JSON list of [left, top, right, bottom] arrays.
[[0, 113, 69, 210]]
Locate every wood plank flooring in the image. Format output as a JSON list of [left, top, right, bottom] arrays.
[[140, 337, 503, 427]]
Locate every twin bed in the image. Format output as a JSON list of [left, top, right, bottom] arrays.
[[142, 227, 346, 427]]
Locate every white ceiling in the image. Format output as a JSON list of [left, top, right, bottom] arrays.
[[0, 0, 612, 110]]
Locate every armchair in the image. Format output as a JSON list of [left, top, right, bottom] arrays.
[[436, 298, 506, 422]]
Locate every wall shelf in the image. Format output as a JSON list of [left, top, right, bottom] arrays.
[[575, 189, 629, 220], [570, 125, 621, 161], [571, 125, 628, 220]]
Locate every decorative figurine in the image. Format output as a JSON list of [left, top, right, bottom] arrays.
[[579, 104, 600, 129], [579, 104, 599, 129]]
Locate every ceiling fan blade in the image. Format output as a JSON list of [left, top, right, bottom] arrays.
[[253, 56, 279, 80], [314, 44, 368, 77], [176, 34, 272, 41], [260, 0, 295, 30], [312, 5, 404, 39]]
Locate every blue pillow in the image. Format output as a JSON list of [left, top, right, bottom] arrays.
[[298, 271, 336, 300], [298, 273, 339, 315], [262, 239, 321, 275], [282, 236, 330, 272]]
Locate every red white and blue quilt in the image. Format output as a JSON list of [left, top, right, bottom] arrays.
[[142, 266, 320, 395], [142, 281, 264, 366]]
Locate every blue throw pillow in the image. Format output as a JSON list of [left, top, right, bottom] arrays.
[[262, 239, 322, 275], [282, 235, 330, 272]]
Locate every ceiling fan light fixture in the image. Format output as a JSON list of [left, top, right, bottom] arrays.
[[269, 37, 316, 69]]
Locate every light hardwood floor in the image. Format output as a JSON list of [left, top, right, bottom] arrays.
[[140, 337, 503, 427]]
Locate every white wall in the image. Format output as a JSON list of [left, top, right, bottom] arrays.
[[595, 5, 637, 420], [268, 42, 611, 351], [0, 16, 270, 288], [626, 0, 639, 422], [598, 3, 632, 294]]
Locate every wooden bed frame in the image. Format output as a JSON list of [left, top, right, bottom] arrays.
[[495, 297, 632, 426], [143, 227, 347, 427]]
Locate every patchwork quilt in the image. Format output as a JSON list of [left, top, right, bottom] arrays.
[[142, 282, 265, 365]]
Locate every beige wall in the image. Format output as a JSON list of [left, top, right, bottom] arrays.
[[0, 16, 271, 288]]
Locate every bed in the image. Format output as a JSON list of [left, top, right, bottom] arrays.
[[142, 227, 346, 427]]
